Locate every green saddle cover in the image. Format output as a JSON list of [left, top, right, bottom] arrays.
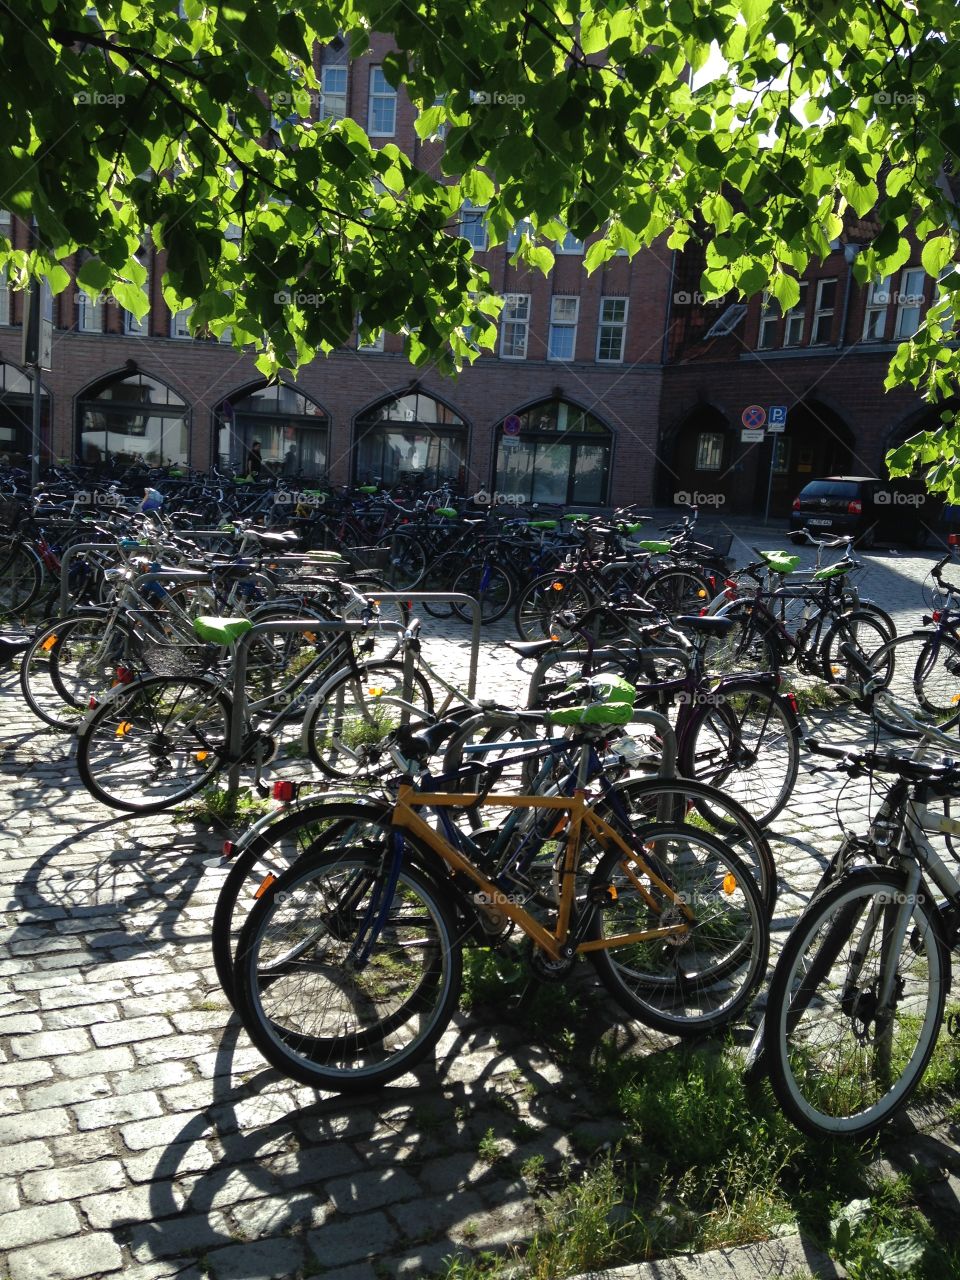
[[435, 507, 458, 517], [193, 616, 254, 645], [637, 540, 672, 554], [761, 550, 800, 574], [527, 520, 558, 529], [548, 674, 637, 727], [812, 563, 854, 580]]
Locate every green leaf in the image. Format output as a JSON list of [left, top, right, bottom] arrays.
[[769, 272, 800, 312], [921, 234, 953, 278], [875, 1234, 927, 1272], [76, 258, 113, 294]]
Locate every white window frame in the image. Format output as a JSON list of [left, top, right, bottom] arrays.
[[507, 219, 533, 252], [757, 292, 779, 349], [894, 267, 926, 339], [782, 282, 808, 346], [76, 289, 103, 333], [500, 294, 530, 360], [810, 277, 837, 344], [596, 296, 628, 362], [367, 66, 396, 137], [124, 307, 148, 336], [556, 230, 583, 255], [0, 209, 11, 240], [170, 307, 193, 339], [862, 276, 891, 341], [547, 296, 579, 361], [459, 201, 488, 252], [320, 65, 347, 122]]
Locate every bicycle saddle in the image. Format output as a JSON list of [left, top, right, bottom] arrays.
[[505, 639, 558, 659], [674, 615, 735, 636], [394, 718, 464, 760]]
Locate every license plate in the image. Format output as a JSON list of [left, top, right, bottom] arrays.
[[809, 518, 832, 526]]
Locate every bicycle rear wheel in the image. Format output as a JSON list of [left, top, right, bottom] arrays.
[[76, 675, 230, 812], [765, 868, 948, 1137], [233, 845, 462, 1091], [0, 539, 42, 617], [452, 561, 516, 624], [586, 824, 769, 1036], [514, 573, 592, 641], [866, 631, 960, 734]]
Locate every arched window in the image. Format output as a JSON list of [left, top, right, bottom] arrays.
[[76, 372, 186, 469], [0, 364, 50, 469], [354, 392, 466, 489], [217, 382, 328, 479], [494, 399, 612, 506]]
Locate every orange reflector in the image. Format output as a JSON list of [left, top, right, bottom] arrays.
[[952, 694, 960, 705], [368, 687, 384, 696], [195, 751, 209, 762], [552, 582, 564, 590], [254, 873, 277, 899], [697, 589, 707, 597], [303, 631, 317, 643], [550, 634, 560, 642], [722, 873, 737, 895], [115, 721, 133, 737], [41, 635, 58, 651]]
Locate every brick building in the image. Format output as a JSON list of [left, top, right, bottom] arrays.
[[0, 40, 939, 515]]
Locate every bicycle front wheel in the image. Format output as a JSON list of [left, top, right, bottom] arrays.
[[514, 573, 592, 641], [233, 846, 462, 1092], [681, 682, 800, 828], [819, 609, 895, 687], [452, 561, 516, 624], [0, 539, 42, 617], [867, 631, 960, 734], [765, 868, 948, 1138], [76, 675, 230, 812], [586, 825, 769, 1037]]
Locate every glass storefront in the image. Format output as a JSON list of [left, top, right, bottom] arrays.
[[217, 383, 328, 478], [0, 364, 50, 469], [355, 393, 466, 489], [493, 400, 612, 506], [77, 373, 187, 469]]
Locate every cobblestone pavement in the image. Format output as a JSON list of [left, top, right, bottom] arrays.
[[0, 527, 957, 1280]]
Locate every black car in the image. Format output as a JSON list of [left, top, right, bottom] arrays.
[[789, 476, 937, 549]]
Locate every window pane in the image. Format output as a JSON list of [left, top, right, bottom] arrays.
[[551, 297, 578, 322], [531, 442, 571, 502], [548, 325, 576, 360], [600, 298, 626, 323], [695, 432, 723, 471], [572, 444, 606, 504]]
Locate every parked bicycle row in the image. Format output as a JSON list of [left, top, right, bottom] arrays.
[[3, 488, 959, 1141]]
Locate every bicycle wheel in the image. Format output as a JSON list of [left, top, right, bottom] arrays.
[[765, 867, 948, 1137], [233, 845, 462, 1092], [644, 567, 712, 616], [514, 573, 592, 641], [76, 675, 231, 812], [304, 659, 435, 779], [680, 682, 800, 828], [596, 776, 777, 918], [19, 615, 122, 731], [377, 532, 427, 591], [0, 539, 42, 616], [421, 553, 461, 618], [586, 824, 768, 1036], [212, 798, 394, 1005], [867, 631, 960, 734], [698, 606, 780, 676], [49, 615, 137, 725], [819, 609, 895, 687], [451, 561, 516, 624]]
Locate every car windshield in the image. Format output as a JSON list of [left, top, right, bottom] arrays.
[[798, 481, 862, 501]]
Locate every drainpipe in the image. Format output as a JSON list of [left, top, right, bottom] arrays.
[[661, 249, 678, 365], [836, 242, 861, 349]]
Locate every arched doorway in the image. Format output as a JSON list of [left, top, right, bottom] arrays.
[[492, 398, 612, 506], [216, 382, 329, 479], [76, 371, 187, 470], [354, 391, 467, 489], [757, 399, 854, 518], [0, 363, 50, 469], [659, 407, 737, 509]]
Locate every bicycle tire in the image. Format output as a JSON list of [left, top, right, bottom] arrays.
[[303, 659, 435, 779], [514, 573, 593, 642], [764, 867, 948, 1137], [698, 604, 780, 676], [233, 844, 462, 1092], [0, 539, 43, 617], [212, 798, 394, 1006], [76, 674, 231, 813], [644, 566, 713, 616], [819, 609, 895, 687], [866, 631, 960, 735], [597, 776, 778, 918], [680, 681, 800, 828], [451, 561, 516, 624], [585, 824, 769, 1036], [420, 552, 462, 618], [19, 614, 125, 731], [376, 531, 427, 591]]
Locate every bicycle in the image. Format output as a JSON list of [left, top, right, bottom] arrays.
[[229, 683, 770, 1092]]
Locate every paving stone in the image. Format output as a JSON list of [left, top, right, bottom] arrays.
[[0, 1199, 81, 1248], [21, 1161, 127, 1204], [6, 1231, 123, 1280], [123, 1139, 219, 1184], [90, 1015, 174, 1047], [73, 1089, 164, 1131], [58, 1046, 136, 1078], [127, 1210, 232, 1262], [134, 1033, 218, 1066], [327, 1168, 422, 1214], [26, 1075, 112, 1112], [0, 1058, 53, 1088], [37, 982, 131, 1010], [0, 1141, 55, 1176], [0, 1105, 73, 1142], [267, 1143, 365, 1187], [50, 1132, 121, 1165], [0, 1014, 43, 1034], [80, 1180, 188, 1228], [43, 1003, 122, 1030], [121, 1111, 215, 1151], [206, 1238, 306, 1279], [10, 1028, 91, 1059], [0, 1086, 24, 1115], [0, 1178, 20, 1213], [306, 1212, 398, 1266], [229, 1191, 333, 1238]]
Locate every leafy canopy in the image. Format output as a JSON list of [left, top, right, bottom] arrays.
[[2, 0, 960, 479]]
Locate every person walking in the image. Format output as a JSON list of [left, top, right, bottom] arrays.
[[245, 440, 264, 478]]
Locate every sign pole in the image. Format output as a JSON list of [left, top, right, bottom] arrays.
[[762, 406, 788, 525], [763, 436, 776, 525]]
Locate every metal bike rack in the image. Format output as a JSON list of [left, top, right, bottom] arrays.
[[360, 592, 482, 701]]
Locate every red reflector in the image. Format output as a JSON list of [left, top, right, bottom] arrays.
[[222, 840, 235, 857], [792, 498, 801, 511], [933, 610, 942, 622], [699, 607, 708, 616], [115, 666, 134, 684], [950, 534, 958, 546], [847, 500, 862, 515], [272, 780, 297, 802], [785, 692, 799, 715], [88, 697, 98, 709], [724, 578, 738, 588]]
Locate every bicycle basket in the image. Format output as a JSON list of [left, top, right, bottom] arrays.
[[140, 638, 220, 678], [701, 531, 734, 557], [0, 497, 28, 532], [343, 546, 392, 573]]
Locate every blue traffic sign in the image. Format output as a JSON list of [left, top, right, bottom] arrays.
[[768, 405, 788, 426]]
